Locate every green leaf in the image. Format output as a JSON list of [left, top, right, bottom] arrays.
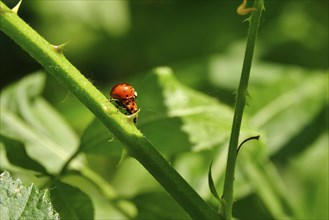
[[137, 67, 237, 154], [248, 67, 327, 156], [0, 171, 59, 220], [136, 71, 192, 157], [60, 174, 137, 219], [111, 158, 159, 197], [139, 117, 191, 157], [208, 161, 220, 202], [236, 148, 291, 218], [283, 132, 328, 219], [0, 72, 80, 173], [156, 67, 235, 151], [0, 134, 48, 175], [49, 181, 94, 220], [132, 192, 189, 220], [167, 50, 328, 219], [134, 67, 261, 200], [79, 118, 121, 156], [171, 48, 327, 217], [137, 68, 263, 205], [208, 57, 327, 218]]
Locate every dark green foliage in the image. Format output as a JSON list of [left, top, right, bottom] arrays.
[[49, 181, 94, 220]]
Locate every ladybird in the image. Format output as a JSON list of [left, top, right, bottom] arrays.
[[110, 83, 137, 101], [119, 99, 138, 115], [114, 99, 139, 123], [110, 83, 139, 124], [123, 100, 139, 124]]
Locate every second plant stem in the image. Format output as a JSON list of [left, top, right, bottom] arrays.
[[221, 0, 264, 219]]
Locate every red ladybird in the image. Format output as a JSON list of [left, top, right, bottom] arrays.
[[120, 99, 138, 115], [113, 99, 139, 124], [124, 99, 139, 124], [110, 83, 139, 123], [110, 83, 137, 101]]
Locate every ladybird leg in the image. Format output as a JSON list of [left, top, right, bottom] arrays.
[[109, 98, 127, 113], [237, 0, 256, 15], [109, 97, 119, 102], [126, 109, 140, 124]]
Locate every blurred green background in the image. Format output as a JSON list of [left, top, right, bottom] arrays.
[[2, 0, 327, 87], [1, 0, 328, 219], [1, 0, 328, 129]]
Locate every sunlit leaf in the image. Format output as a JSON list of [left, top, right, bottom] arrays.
[[156, 67, 235, 152], [0, 134, 48, 175], [137, 67, 237, 153], [0, 171, 59, 220], [248, 67, 327, 156], [111, 158, 159, 197], [0, 72, 80, 173], [156, 45, 328, 218], [283, 132, 328, 220], [136, 72, 192, 157]]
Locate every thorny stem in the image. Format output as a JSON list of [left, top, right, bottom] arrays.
[[221, 0, 264, 219]]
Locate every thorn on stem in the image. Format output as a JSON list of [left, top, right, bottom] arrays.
[[11, 0, 22, 14], [53, 41, 71, 53], [237, 0, 256, 16], [237, 135, 260, 154]]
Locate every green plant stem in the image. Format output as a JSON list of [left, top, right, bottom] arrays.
[[0, 2, 220, 219], [221, 0, 264, 219]]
